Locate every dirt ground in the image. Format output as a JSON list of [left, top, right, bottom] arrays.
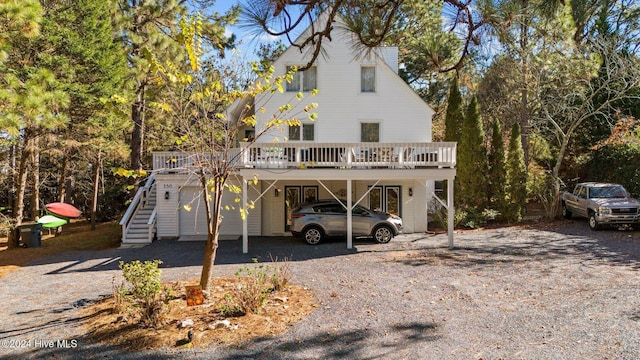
[[82, 277, 317, 351]]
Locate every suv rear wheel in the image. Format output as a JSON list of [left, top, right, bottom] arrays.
[[303, 227, 323, 245], [373, 226, 393, 244]]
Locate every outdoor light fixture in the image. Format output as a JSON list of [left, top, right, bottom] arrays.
[[165, 191, 170, 200], [408, 188, 413, 197]]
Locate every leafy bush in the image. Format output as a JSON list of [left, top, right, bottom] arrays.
[[117, 260, 170, 328], [429, 202, 469, 230], [220, 259, 291, 316], [588, 118, 640, 196], [589, 143, 640, 196], [463, 208, 500, 229]]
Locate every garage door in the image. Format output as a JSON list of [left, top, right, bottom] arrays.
[[179, 185, 261, 238]]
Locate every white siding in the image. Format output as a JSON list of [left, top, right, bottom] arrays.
[[253, 26, 433, 144], [156, 175, 180, 238], [155, 176, 261, 239], [378, 47, 399, 73]]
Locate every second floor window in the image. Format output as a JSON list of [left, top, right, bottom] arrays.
[[361, 122, 380, 142], [289, 123, 315, 141], [361, 66, 376, 92], [286, 66, 317, 92]]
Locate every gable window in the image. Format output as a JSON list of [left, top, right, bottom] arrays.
[[361, 66, 376, 92], [286, 66, 317, 92], [361, 122, 379, 142], [289, 123, 315, 141]]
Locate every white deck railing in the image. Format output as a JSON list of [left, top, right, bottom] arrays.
[[152, 142, 456, 172]]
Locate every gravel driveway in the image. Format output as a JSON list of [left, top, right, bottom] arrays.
[[1, 219, 639, 359]]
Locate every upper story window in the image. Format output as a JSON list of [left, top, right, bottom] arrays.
[[361, 66, 376, 93], [361, 122, 379, 142], [289, 123, 315, 141], [286, 66, 317, 92]]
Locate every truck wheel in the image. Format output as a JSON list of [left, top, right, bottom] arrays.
[[588, 212, 600, 231], [561, 202, 572, 219]]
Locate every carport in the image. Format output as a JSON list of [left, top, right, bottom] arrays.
[[239, 168, 456, 253]]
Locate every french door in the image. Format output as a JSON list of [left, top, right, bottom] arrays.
[[368, 185, 401, 216], [284, 186, 318, 230]]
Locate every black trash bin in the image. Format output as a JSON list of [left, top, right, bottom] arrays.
[[19, 223, 42, 248]]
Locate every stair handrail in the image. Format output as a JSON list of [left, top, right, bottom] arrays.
[[147, 207, 157, 243], [119, 173, 156, 242]]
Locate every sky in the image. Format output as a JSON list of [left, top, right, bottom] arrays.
[[210, 0, 277, 61]]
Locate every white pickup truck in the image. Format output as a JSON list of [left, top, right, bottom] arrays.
[[561, 182, 640, 230]]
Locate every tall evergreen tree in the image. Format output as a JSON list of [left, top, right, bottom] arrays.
[[116, 0, 238, 171], [506, 122, 527, 221], [41, 0, 129, 229], [444, 76, 464, 142], [488, 119, 508, 217], [0, 1, 70, 247], [457, 96, 488, 209]]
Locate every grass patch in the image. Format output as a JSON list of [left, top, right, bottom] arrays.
[[0, 220, 121, 278]]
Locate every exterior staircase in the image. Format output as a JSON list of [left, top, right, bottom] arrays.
[[119, 175, 157, 245]]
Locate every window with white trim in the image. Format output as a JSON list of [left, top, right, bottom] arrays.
[[286, 66, 317, 92], [289, 123, 315, 141], [361, 122, 380, 142], [361, 66, 375, 92]]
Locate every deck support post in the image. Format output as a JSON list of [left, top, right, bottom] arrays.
[[447, 177, 454, 249], [243, 179, 248, 254], [347, 179, 352, 249]]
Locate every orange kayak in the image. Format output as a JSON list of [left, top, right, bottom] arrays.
[[45, 202, 82, 218]]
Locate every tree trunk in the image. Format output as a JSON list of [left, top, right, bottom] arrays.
[[130, 83, 146, 171], [91, 152, 101, 230], [8, 144, 16, 214], [199, 174, 224, 292], [519, 0, 530, 166], [9, 134, 32, 248], [58, 152, 68, 203], [31, 137, 40, 220]]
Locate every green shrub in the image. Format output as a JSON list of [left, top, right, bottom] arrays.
[[463, 208, 500, 229], [429, 202, 469, 230], [589, 143, 640, 196], [219, 259, 291, 316], [117, 260, 169, 328]]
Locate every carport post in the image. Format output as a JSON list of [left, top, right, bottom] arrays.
[[243, 178, 248, 253], [347, 179, 352, 249], [448, 177, 454, 248]]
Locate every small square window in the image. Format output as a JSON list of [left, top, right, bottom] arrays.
[[286, 66, 317, 92], [361, 122, 379, 142], [288, 124, 300, 140], [289, 123, 315, 141]]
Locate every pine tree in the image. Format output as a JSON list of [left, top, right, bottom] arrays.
[[506, 122, 527, 221], [457, 96, 488, 209], [0, 1, 69, 247], [116, 0, 239, 171], [42, 0, 129, 229], [444, 76, 464, 142], [487, 119, 508, 218]]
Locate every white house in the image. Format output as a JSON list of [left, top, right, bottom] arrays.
[[119, 18, 457, 252]]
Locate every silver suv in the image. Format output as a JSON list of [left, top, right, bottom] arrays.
[[290, 199, 403, 245]]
